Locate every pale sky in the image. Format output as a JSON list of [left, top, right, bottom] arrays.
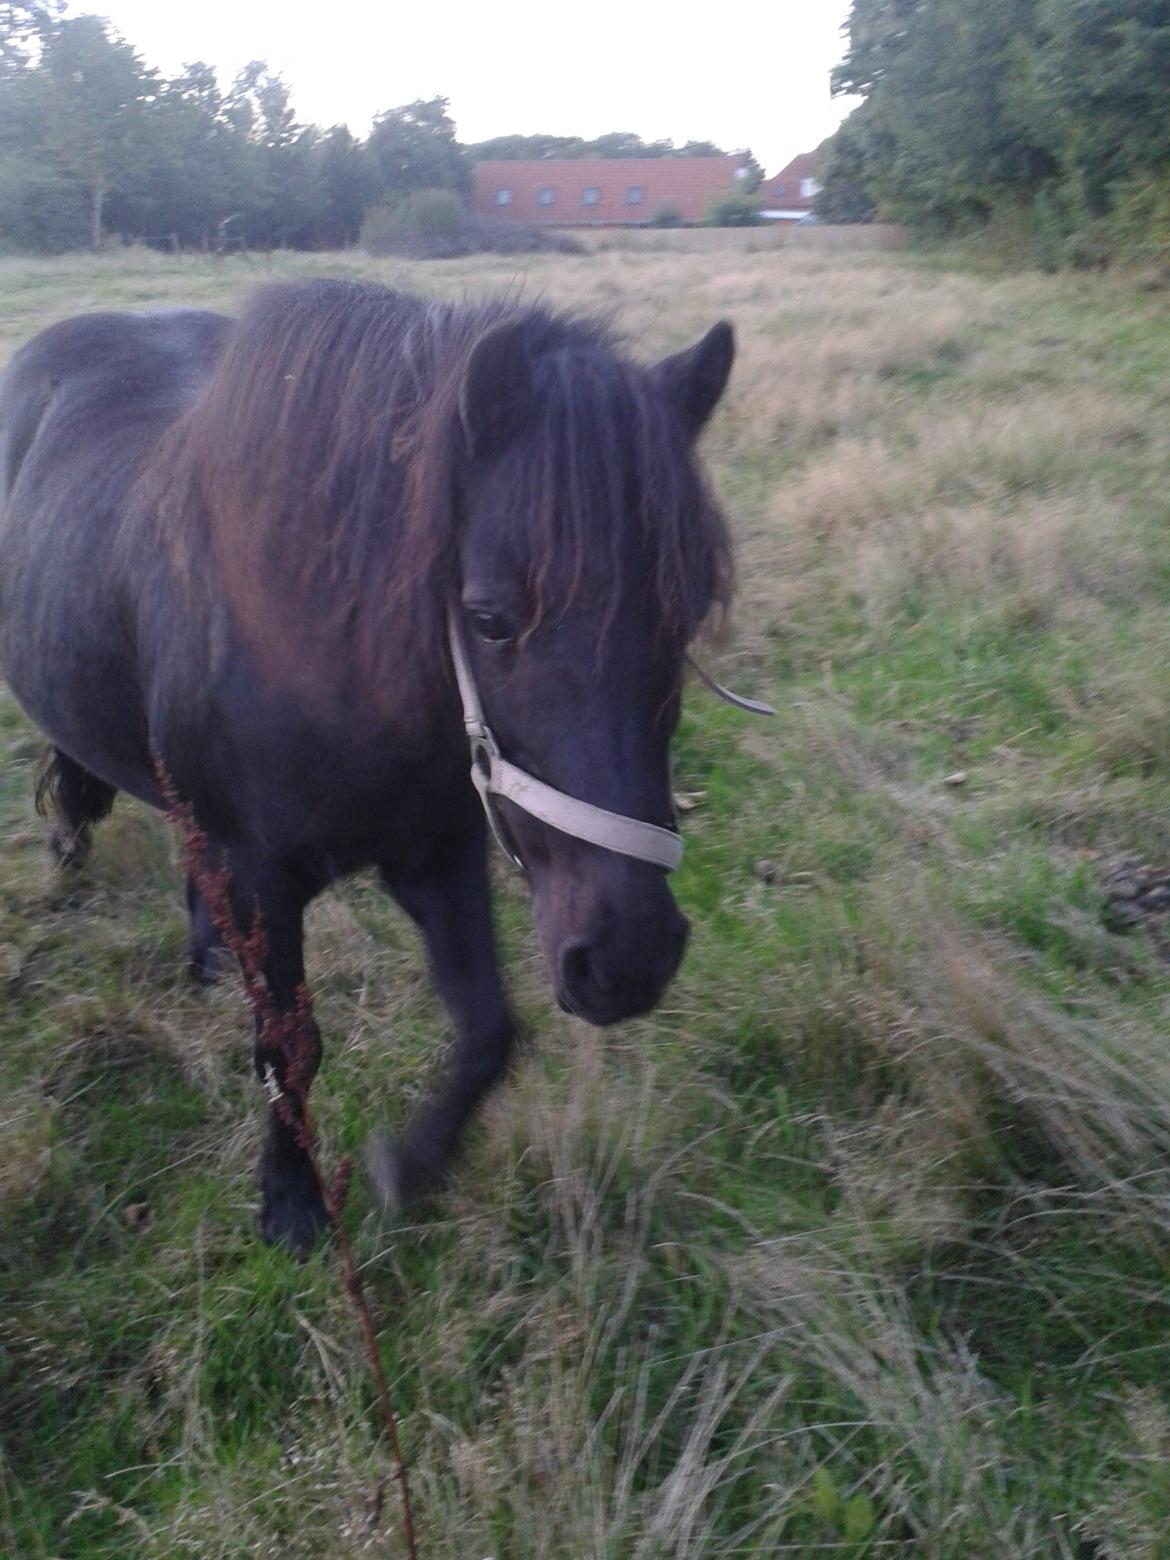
[[69, 1, 857, 176]]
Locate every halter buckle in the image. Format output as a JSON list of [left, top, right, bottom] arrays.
[[468, 727, 526, 871]]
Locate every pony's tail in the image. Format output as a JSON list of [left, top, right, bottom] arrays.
[[34, 747, 61, 819], [35, 747, 117, 870], [34, 747, 116, 824]]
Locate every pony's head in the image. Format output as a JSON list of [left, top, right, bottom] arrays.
[[453, 314, 734, 1024], [147, 281, 735, 1025]]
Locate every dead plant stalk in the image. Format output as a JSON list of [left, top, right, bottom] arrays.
[[155, 760, 417, 1557]]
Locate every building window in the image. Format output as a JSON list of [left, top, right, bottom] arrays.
[[582, 187, 600, 206], [800, 177, 821, 199], [537, 187, 555, 206], [625, 185, 644, 206], [495, 189, 511, 206]]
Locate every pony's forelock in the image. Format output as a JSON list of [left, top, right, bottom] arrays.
[[143, 279, 732, 713]]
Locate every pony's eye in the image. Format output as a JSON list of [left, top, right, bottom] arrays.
[[469, 610, 514, 645]]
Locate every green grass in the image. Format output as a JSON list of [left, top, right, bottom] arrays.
[[4, 242, 1170, 1555]]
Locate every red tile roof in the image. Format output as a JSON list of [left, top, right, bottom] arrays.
[[758, 152, 819, 210], [472, 157, 750, 226]]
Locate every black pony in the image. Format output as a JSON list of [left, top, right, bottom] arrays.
[[0, 279, 734, 1251]]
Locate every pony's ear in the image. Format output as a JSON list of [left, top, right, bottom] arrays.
[[657, 320, 735, 436], [459, 319, 534, 460]]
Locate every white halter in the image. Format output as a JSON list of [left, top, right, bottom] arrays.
[[447, 610, 775, 873]]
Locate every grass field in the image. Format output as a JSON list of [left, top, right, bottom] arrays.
[[3, 241, 1170, 1558]]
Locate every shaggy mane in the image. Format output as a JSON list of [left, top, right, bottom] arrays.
[[143, 278, 732, 711]]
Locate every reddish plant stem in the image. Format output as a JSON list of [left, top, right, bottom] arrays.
[[156, 762, 417, 1557]]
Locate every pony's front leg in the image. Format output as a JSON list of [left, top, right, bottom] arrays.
[[219, 856, 328, 1252], [186, 865, 227, 983], [370, 824, 517, 1209]]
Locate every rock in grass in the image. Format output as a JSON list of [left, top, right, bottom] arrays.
[[674, 790, 706, 812]]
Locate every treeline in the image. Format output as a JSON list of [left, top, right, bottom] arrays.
[[472, 133, 760, 181], [818, 0, 1170, 262], [0, 5, 749, 254]]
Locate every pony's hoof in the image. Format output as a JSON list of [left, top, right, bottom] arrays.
[[260, 1180, 329, 1257], [49, 826, 90, 872], [364, 1130, 443, 1213], [188, 943, 229, 986], [364, 1130, 403, 1213]]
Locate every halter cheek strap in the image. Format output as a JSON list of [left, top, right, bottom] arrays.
[[447, 610, 775, 874], [448, 610, 685, 871]]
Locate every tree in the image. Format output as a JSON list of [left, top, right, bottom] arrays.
[[0, 3, 55, 161], [673, 139, 725, 158], [0, 0, 58, 76], [1022, 0, 1170, 213], [824, 0, 1170, 247], [0, 154, 87, 250], [588, 130, 674, 158], [108, 61, 251, 247], [731, 148, 764, 191], [822, 0, 1055, 231], [311, 125, 374, 248], [367, 96, 469, 201], [832, 0, 922, 97], [814, 118, 879, 222], [464, 132, 588, 161], [222, 61, 325, 248], [38, 14, 157, 249], [463, 131, 742, 164]]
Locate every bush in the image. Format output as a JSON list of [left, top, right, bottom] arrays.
[[361, 189, 469, 257], [1108, 174, 1170, 270], [362, 189, 583, 260], [0, 160, 90, 253], [651, 202, 683, 229], [705, 191, 763, 228], [1029, 178, 1111, 273], [465, 214, 582, 255]]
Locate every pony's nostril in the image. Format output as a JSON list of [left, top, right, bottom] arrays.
[[561, 940, 590, 991], [560, 940, 615, 996]]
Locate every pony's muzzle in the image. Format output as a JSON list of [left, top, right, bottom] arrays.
[[554, 903, 689, 1026]]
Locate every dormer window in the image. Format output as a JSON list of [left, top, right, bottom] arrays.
[[625, 186, 644, 206], [537, 187, 555, 207], [582, 187, 600, 206], [495, 189, 511, 206]]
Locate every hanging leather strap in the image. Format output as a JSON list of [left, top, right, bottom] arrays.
[[686, 654, 777, 717]]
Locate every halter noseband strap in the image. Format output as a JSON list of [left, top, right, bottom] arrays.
[[447, 609, 775, 874]]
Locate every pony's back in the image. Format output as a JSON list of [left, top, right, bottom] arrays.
[[0, 308, 231, 800]]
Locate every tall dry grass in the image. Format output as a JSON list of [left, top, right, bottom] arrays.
[[5, 241, 1170, 1555]]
